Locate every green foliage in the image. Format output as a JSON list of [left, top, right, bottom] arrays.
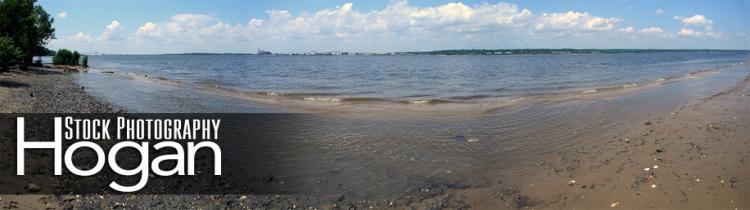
[[0, 36, 22, 70], [72, 51, 80, 65], [52, 48, 82, 65], [0, 0, 56, 65], [81, 55, 88, 67]]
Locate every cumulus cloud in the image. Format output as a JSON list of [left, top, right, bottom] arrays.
[[57, 11, 68, 19], [617, 26, 635, 33], [101, 20, 124, 40], [672, 14, 720, 37], [677, 28, 719, 37], [48, 1, 727, 53], [640, 27, 665, 34], [66, 20, 123, 42], [534, 11, 619, 32], [655, 9, 664, 15], [674, 14, 713, 30]]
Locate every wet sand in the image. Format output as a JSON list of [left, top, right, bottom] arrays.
[[1, 66, 748, 209], [406, 75, 750, 209]]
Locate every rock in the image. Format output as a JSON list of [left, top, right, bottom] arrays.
[[568, 180, 576, 186], [239, 195, 248, 203], [610, 201, 620, 208], [26, 183, 40, 192], [516, 195, 530, 208], [452, 135, 467, 142], [645, 122, 652, 125], [81, 86, 85, 90], [29, 92, 33, 97], [655, 149, 664, 153]]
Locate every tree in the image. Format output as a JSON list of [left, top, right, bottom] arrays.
[[0, 0, 55, 66], [0, 36, 22, 71]]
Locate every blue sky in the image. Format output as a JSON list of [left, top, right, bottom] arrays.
[[40, 0, 750, 54]]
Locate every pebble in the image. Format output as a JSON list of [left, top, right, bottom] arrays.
[[239, 195, 248, 203], [568, 180, 576, 186], [26, 183, 41, 192], [610, 201, 620, 208], [653, 165, 659, 169], [644, 167, 650, 171], [651, 184, 657, 188]]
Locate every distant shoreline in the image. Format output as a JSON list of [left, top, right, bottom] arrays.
[[76, 49, 750, 56]]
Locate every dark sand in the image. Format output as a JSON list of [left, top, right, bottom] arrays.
[[0, 67, 748, 209]]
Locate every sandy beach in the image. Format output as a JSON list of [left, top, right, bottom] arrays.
[[0, 66, 747, 209]]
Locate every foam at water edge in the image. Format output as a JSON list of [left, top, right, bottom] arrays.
[[303, 97, 342, 102], [506, 97, 526, 103], [581, 89, 598, 94], [408, 100, 430, 105], [623, 83, 639, 88]]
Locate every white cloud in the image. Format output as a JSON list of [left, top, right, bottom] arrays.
[[677, 28, 719, 37], [101, 20, 123, 40], [640, 27, 665, 34], [674, 14, 713, 30], [655, 9, 664, 15], [534, 11, 619, 31], [672, 14, 720, 38], [617, 26, 635, 33], [49, 20, 124, 51], [57, 11, 68, 19], [47, 2, 730, 53]]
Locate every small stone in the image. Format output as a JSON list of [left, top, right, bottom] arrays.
[[696, 178, 700, 182], [653, 165, 659, 169], [568, 180, 576, 186], [239, 195, 248, 203], [26, 183, 40, 192], [651, 184, 657, 188], [610, 201, 620, 208], [645, 122, 652, 125], [644, 167, 650, 171]]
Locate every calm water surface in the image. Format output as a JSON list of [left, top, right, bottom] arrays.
[[83, 51, 749, 103]]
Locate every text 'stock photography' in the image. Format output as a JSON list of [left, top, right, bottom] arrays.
[[0, 0, 748, 209]]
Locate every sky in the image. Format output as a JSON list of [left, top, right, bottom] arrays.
[[39, 0, 750, 54]]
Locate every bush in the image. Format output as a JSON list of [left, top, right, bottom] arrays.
[[52, 48, 83, 65], [72, 51, 80, 65], [0, 36, 22, 70], [81, 55, 88, 67]]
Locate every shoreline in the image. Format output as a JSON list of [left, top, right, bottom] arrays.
[[0, 66, 748, 209]]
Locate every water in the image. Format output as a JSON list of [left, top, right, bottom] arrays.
[[67, 51, 750, 200], [84, 51, 749, 104]]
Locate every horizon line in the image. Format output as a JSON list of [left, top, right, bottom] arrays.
[[68, 48, 750, 56]]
